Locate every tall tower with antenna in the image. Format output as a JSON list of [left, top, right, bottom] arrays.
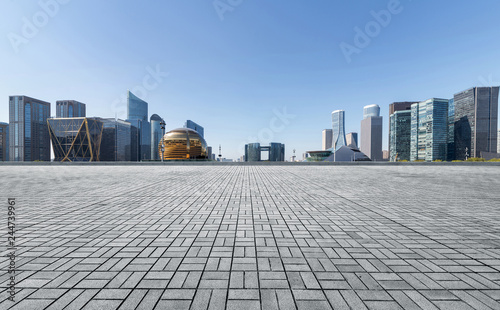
[[218, 144, 222, 161]]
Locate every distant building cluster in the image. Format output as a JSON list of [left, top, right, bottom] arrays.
[[2, 91, 212, 162], [310, 86, 499, 162]]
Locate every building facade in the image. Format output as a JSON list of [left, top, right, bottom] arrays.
[[346, 132, 358, 149], [331, 110, 346, 151], [0, 122, 8, 161], [9, 96, 51, 161], [360, 116, 383, 161], [48, 117, 103, 162], [207, 146, 212, 161], [322, 129, 332, 150], [185, 120, 204, 138], [388, 101, 418, 161], [454, 87, 499, 159], [410, 98, 449, 161], [160, 128, 207, 160], [363, 104, 380, 119], [244, 143, 285, 162], [56, 100, 86, 118], [389, 110, 411, 161], [99, 118, 132, 161], [126, 91, 150, 161], [447, 99, 455, 161], [150, 114, 164, 160]]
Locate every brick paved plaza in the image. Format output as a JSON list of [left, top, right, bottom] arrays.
[[1, 164, 500, 309]]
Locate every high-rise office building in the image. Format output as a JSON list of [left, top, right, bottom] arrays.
[[99, 118, 132, 161], [56, 100, 86, 118], [269, 143, 285, 161], [322, 129, 332, 150], [207, 146, 213, 160], [245, 143, 261, 162], [454, 87, 498, 159], [410, 98, 449, 161], [388, 102, 418, 161], [185, 120, 204, 138], [9, 96, 51, 161], [447, 99, 455, 161], [0, 122, 8, 161], [346, 132, 358, 148], [150, 114, 164, 160], [389, 110, 411, 161], [331, 110, 346, 151], [48, 117, 103, 162], [126, 91, 150, 161], [363, 104, 380, 119], [360, 105, 382, 161]]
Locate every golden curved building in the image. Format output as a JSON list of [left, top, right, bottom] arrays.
[[159, 128, 207, 160]]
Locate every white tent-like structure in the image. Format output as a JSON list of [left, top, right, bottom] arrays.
[[323, 146, 371, 162]]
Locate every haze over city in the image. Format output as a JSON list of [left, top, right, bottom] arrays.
[[1, 0, 499, 160]]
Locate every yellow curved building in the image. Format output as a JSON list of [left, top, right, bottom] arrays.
[[159, 128, 207, 160]]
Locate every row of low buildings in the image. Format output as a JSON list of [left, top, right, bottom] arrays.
[[314, 86, 499, 162], [0, 92, 211, 162]]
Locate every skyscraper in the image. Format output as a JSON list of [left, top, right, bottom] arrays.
[[126, 91, 150, 161], [0, 122, 8, 161], [454, 87, 499, 159], [363, 104, 380, 119], [185, 120, 204, 138], [346, 132, 358, 148], [388, 102, 419, 161], [150, 114, 164, 160], [9, 96, 51, 161], [331, 110, 346, 151], [360, 105, 382, 161], [447, 99, 455, 161], [322, 129, 332, 150], [389, 110, 411, 161], [56, 100, 86, 118], [410, 98, 449, 161], [207, 146, 212, 161], [99, 118, 132, 161]]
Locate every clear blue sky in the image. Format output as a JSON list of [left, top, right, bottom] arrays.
[[1, 0, 499, 160]]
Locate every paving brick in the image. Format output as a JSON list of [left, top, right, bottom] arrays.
[[2, 165, 500, 309]]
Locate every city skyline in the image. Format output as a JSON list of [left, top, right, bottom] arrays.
[[1, 1, 500, 160]]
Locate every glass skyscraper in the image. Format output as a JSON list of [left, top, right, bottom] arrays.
[[389, 110, 411, 161], [9, 96, 51, 161], [389, 101, 418, 161], [99, 118, 132, 161], [454, 87, 499, 159], [150, 114, 164, 160], [410, 98, 449, 161], [0, 122, 8, 161], [331, 110, 346, 151], [185, 120, 204, 138], [363, 104, 380, 119], [56, 100, 86, 118], [447, 99, 455, 161], [126, 91, 150, 161]]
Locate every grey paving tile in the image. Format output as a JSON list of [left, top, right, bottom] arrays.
[[2, 165, 500, 309]]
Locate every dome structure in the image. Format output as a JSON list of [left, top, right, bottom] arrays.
[[159, 128, 207, 160]]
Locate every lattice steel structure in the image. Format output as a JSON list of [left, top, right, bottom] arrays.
[[48, 117, 103, 162]]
